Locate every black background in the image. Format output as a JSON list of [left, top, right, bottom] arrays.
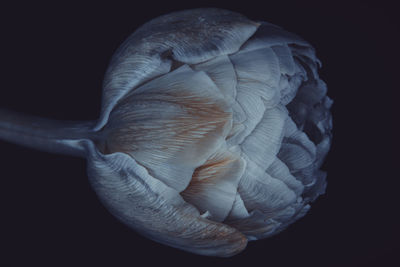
[[0, 1, 398, 266]]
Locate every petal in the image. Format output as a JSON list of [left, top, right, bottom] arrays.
[[283, 118, 317, 159], [226, 193, 250, 221], [266, 158, 304, 196], [292, 165, 317, 186], [192, 55, 237, 104], [278, 143, 315, 171], [226, 210, 281, 240], [296, 79, 328, 106], [241, 105, 288, 171], [103, 65, 232, 192], [302, 170, 327, 202], [290, 44, 322, 68], [238, 156, 297, 215], [240, 22, 311, 52], [230, 47, 281, 103], [85, 142, 247, 257], [181, 145, 246, 222], [279, 60, 307, 106], [272, 44, 296, 76], [96, 8, 258, 131], [228, 90, 265, 145]]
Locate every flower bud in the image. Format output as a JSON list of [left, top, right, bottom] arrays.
[[0, 8, 332, 257]]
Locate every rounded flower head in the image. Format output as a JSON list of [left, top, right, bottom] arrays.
[[85, 8, 333, 256], [0, 8, 332, 257]]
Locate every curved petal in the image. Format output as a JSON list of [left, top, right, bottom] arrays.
[[230, 47, 281, 105], [192, 55, 237, 104], [278, 143, 315, 171], [266, 158, 304, 196], [96, 8, 259, 131], [86, 142, 247, 257], [238, 156, 297, 215], [240, 22, 311, 52], [181, 145, 246, 222], [241, 105, 288, 171], [226, 193, 250, 221], [226, 210, 281, 240], [102, 65, 232, 192], [272, 44, 296, 76]]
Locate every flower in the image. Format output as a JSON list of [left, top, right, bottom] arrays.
[[0, 8, 332, 257]]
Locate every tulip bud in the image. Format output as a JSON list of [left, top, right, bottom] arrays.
[[0, 8, 332, 257]]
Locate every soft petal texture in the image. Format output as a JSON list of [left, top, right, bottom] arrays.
[[227, 210, 281, 240], [238, 155, 297, 215], [240, 22, 310, 51], [226, 193, 250, 220], [230, 47, 281, 105], [241, 106, 288, 171], [96, 8, 258, 131], [102, 65, 232, 192], [271, 44, 296, 76], [192, 55, 237, 104], [85, 141, 247, 257], [90, 8, 332, 255], [229, 90, 266, 145], [181, 145, 246, 222], [278, 143, 315, 171], [266, 158, 304, 196]]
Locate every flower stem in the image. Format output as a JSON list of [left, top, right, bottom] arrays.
[[0, 108, 97, 157]]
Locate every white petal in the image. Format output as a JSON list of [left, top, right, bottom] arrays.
[[181, 145, 246, 222], [104, 65, 232, 192], [228, 90, 265, 145], [240, 22, 310, 51], [238, 156, 297, 214], [95, 56, 172, 131], [279, 65, 305, 106], [193, 55, 237, 104], [85, 141, 247, 257], [226, 193, 250, 221], [272, 44, 296, 76], [226, 210, 281, 240], [278, 143, 315, 171], [96, 8, 258, 131], [284, 126, 317, 160], [266, 158, 304, 196], [230, 47, 281, 102], [292, 165, 317, 186], [241, 105, 288, 170]]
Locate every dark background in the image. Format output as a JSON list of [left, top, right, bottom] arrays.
[[0, 1, 398, 266]]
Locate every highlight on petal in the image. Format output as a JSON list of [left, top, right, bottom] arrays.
[[225, 210, 281, 240], [85, 141, 247, 257], [181, 145, 246, 222], [96, 8, 259, 131], [266, 158, 304, 196], [230, 46, 281, 105], [238, 156, 297, 215], [241, 105, 288, 170], [100, 65, 233, 192], [272, 44, 296, 76], [192, 55, 237, 104]]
